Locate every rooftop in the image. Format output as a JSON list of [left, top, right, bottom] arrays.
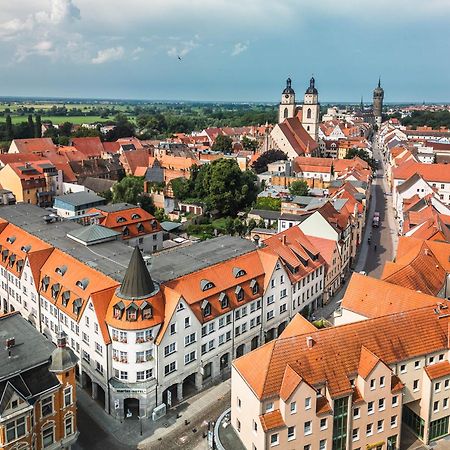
[[54, 191, 106, 207]]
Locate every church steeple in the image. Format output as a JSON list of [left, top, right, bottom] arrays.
[[279, 77, 296, 123], [118, 246, 156, 300]]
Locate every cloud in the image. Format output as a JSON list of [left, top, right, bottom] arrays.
[[35, 0, 81, 24], [131, 46, 144, 60], [91, 46, 124, 64], [231, 41, 248, 56], [167, 39, 198, 58], [15, 40, 55, 62], [0, 17, 34, 41]]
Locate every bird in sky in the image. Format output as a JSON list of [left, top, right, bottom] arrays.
[[178, 55, 182, 61]]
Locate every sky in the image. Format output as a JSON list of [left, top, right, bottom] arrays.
[[1, 0, 450, 103]]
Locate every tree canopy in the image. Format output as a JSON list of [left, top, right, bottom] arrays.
[[345, 148, 376, 170], [211, 134, 233, 154], [111, 176, 154, 213], [255, 197, 281, 211], [252, 149, 288, 174], [171, 158, 258, 216], [289, 180, 310, 196]]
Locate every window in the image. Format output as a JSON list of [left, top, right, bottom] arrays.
[[253, 420, 258, 432], [41, 395, 53, 417], [184, 350, 196, 365], [304, 420, 312, 435], [267, 310, 274, 321], [265, 402, 274, 412], [170, 323, 176, 335], [64, 415, 73, 437], [280, 304, 287, 314], [368, 401, 374, 414], [236, 419, 241, 432], [377, 420, 384, 433], [42, 425, 54, 447], [380, 376, 385, 387], [370, 378, 375, 390], [5, 416, 26, 443], [413, 379, 419, 391], [164, 342, 176, 356], [305, 397, 311, 410], [444, 398, 449, 409], [439, 354, 445, 361], [433, 401, 439, 413], [290, 401, 297, 414], [391, 415, 397, 428], [400, 364, 406, 373], [64, 387, 72, 407], [270, 433, 279, 446], [366, 423, 373, 436], [352, 428, 359, 441], [430, 356, 435, 364], [320, 418, 327, 430], [165, 361, 176, 375], [185, 317, 191, 328], [82, 332, 89, 344], [287, 426, 295, 441], [353, 407, 360, 418], [446, 379, 450, 389], [185, 332, 196, 347], [319, 439, 326, 450], [415, 360, 421, 369], [203, 303, 211, 317], [267, 295, 274, 305], [392, 395, 398, 407], [435, 382, 441, 393], [94, 323, 99, 334], [379, 398, 385, 411]]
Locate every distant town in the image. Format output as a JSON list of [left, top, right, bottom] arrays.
[[1, 75, 450, 450]]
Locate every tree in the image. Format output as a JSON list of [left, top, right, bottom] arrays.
[[233, 218, 246, 236], [34, 115, 42, 138], [59, 122, 73, 136], [211, 134, 233, 154], [111, 176, 155, 213], [255, 197, 282, 211], [345, 148, 377, 171], [5, 115, 13, 140], [224, 217, 235, 235], [242, 136, 258, 153], [170, 177, 191, 201], [251, 149, 288, 174], [247, 218, 257, 232], [289, 180, 310, 196], [27, 115, 34, 137]]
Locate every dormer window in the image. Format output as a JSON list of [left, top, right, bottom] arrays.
[[122, 226, 130, 237], [76, 278, 89, 290], [116, 216, 126, 223], [73, 298, 82, 316], [8, 254, 16, 267], [141, 302, 153, 320], [113, 301, 125, 319], [202, 300, 211, 317], [233, 267, 246, 278], [16, 260, 24, 272], [51, 283, 61, 299], [131, 213, 141, 220], [41, 276, 50, 291], [200, 279, 215, 291], [55, 265, 67, 276], [21, 245, 31, 253], [62, 290, 71, 307], [235, 285, 244, 302], [250, 279, 259, 295], [6, 236, 16, 244], [126, 304, 138, 321], [219, 292, 229, 309], [137, 223, 144, 233], [1, 249, 8, 262], [151, 220, 157, 230]]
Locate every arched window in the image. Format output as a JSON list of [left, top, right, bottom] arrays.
[[307, 126, 310, 131], [284, 108, 288, 118], [307, 108, 312, 119]]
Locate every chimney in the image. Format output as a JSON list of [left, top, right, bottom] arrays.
[[282, 234, 287, 245], [6, 337, 15, 357], [306, 336, 314, 349]]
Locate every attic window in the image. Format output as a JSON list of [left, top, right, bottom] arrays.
[[200, 279, 215, 291], [131, 213, 141, 220], [235, 285, 244, 302], [41, 276, 50, 291], [122, 226, 130, 237], [126, 303, 138, 321], [62, 290, 71, 307], [116, 216, 126, 223], [8, 254, 16, 267], [6, 236, 16, 244], [113, 301, 125, 319], [16, 260, 24, 272], [1, 249, 9, 262], [219, 292, 229, 309], [202, 300, 211, 317], [137, 223, 144, 233], [250, 279, 259, 295], [233, 267, 246, 278], [141, 302, 153, 320], [55, 265, 67, 276], [76, 278, 89, 290], [73, 298, 82, 315], [51, 283, 61, 299], [21, 245, 31, 253], [151, 220, 157, 230]]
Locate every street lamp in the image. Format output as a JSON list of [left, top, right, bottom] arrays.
[[138, 414, 146, 436]]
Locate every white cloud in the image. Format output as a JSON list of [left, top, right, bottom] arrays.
[[167, 39, 198, 58], [131, 46, 144, 60], [91, 46, 124, 64], [15, 40, 55, 62], [35, 0, 80, 25], [231, 41, 248, 56]]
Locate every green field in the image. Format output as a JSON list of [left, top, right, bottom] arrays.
[[0, 115, 112, 125]]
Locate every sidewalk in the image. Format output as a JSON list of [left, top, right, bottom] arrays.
[[76, 379, 231, 449]]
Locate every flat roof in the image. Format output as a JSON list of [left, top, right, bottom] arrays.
[[54, 191, 105, 207], [150, 235, 257, 283], [0, 203, 133, 282], [94, 202, 137, 213], [0, 313, 56, 380]]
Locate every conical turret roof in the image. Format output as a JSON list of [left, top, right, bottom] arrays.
[[118, 246, 156, 300]]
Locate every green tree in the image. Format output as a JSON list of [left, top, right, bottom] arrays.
[[247, 218, 257, 232], [34, 115, 42, 138], [289, 180, 310, 196], [233, 218, 246, 236], [59, 122, 73, 136], [224, 217, 234, 235], [170, 177, 191, 201], [111, 176, 155, 213], [27, 115, 34, 137], [211, 134, 233, 154], [251, 149, 288, 174], [242, 136, 258, 153], [255, 197, 282, 211], [5, 115, 13, 140]]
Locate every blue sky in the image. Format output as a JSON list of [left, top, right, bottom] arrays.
[[1, 0, 449, 102]]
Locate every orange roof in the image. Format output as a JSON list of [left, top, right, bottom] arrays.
[[279, 364, 303, 401], [316, 396, 332, 415], [71, 137, 104, 158], [342, 273, 442, 319], [358, 346, 382, 379], [394, 160, 450, 183], [305, 236, 337, 267], [424, 361, 450, 380], [279, 314, 317, 338], [233, 306, 449, 399], [0, 153, 45, 166], [11, 138, 57, 154], [259, 410, 286, 432]]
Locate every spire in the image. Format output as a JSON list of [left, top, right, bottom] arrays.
[[360, 96, 364, 110], [286, 77, 291, 89], [119, 246, 156, 300], [378, 77, 381, 88]]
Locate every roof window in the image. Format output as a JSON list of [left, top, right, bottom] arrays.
[[200, 279, 215, 291], [76, 278, 89, 290]]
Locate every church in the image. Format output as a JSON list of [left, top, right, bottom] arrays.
[[268, 77, 320, 159]]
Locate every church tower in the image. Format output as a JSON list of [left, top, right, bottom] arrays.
[[373, 77, 384, 128], [278, 78, 296, 123], [301, 77, 320, 142]]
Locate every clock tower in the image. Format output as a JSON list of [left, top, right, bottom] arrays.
[[301, 76, 320, 142], [279, 78, 296, 123]]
